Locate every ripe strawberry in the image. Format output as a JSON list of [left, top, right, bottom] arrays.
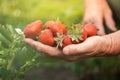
[[24, 20, 42, 39], [38, 29, 54, 46], [54, 34, 72, 49], [83, 23, 97, 36], [74, 24, 87, 41], [44, 21, 67, 36], [50, 21, 67, 36], [69, 24, 87, 43], [44, 20, 55, 29], [71, 29, 86, 44], [81, 27, 87, 41], [62, 35, 72, 48]]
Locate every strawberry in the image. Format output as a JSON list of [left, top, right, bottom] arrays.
[[24, 20, 42, 39], [83, 23, 97, 36], [69, 24, 87, 44], [81, 27, 87, 41], [44, 20, 55, 29], [54, 34, 72, 49], [62, 35, 72, 48], [44, 21, 67, 36], [47, 21, 67, 36], [74, 24, 87, 41], [38, 29, 55, 46]]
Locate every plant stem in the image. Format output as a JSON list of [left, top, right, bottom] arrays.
[[7, 54, 15, 70]]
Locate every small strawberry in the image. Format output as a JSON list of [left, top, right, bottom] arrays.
[[38, 29, 55, 46], [54, 34, 72, 49], [68, 24, 87, 44], [54, 33, 64, 48], [24, 20, 42, 39], [83, 23, 97, 36], [74, 24, 87, 41], [62, 35, 72, 48], [81, 27, 87, 41]]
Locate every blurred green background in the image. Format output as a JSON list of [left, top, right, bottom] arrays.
[[0, 0, 84, 26], [0, 0, 120, 80]]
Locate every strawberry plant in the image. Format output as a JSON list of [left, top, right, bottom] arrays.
[[0, 24, 63, 80], [0, 24, 36, 80]]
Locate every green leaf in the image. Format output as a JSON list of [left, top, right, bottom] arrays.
[[0, 33, 10, 47]]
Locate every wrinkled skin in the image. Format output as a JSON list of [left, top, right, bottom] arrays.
[[83, 0, 117, 35]]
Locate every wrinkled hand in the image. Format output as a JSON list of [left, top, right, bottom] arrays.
[[83, 0, 117, 35], [24, 35, 112, 61]]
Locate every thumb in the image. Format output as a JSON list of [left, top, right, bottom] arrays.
[[63, 41, 92, 56], [63, 36, 101, 56]]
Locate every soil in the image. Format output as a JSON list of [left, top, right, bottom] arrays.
[[25, 67, 78, 80]]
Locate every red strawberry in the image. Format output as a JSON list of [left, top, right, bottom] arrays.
[[50, 21, 67, 36], [71, 24, 87, 42], [44, 21, 55, 29], [24, 20, 42, 39], [81, 27, 87, 41], [44, 21, 67, 36], [62, 35, 72, 48], [83, 23, 97, 36], [38, 29, 54, 46]]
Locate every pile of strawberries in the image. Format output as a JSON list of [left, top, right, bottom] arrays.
[[24, 20, 98, 49]]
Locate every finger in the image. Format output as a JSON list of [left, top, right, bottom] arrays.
[[63, 36, 102, 56], [24, 38, 63, 57], [104, 10, 117, 31], [82, 14, 95, 24], [94, 20, 106, 35], [24, 38, 37, 48], [96, 24, 106, 36]]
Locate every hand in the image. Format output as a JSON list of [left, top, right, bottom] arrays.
[[83, 0, 117, 35], [24, 36, 108, 61]]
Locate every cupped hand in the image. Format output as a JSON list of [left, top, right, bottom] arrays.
[[83, 0, 117, 35], [24, 36, 106, 61]]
